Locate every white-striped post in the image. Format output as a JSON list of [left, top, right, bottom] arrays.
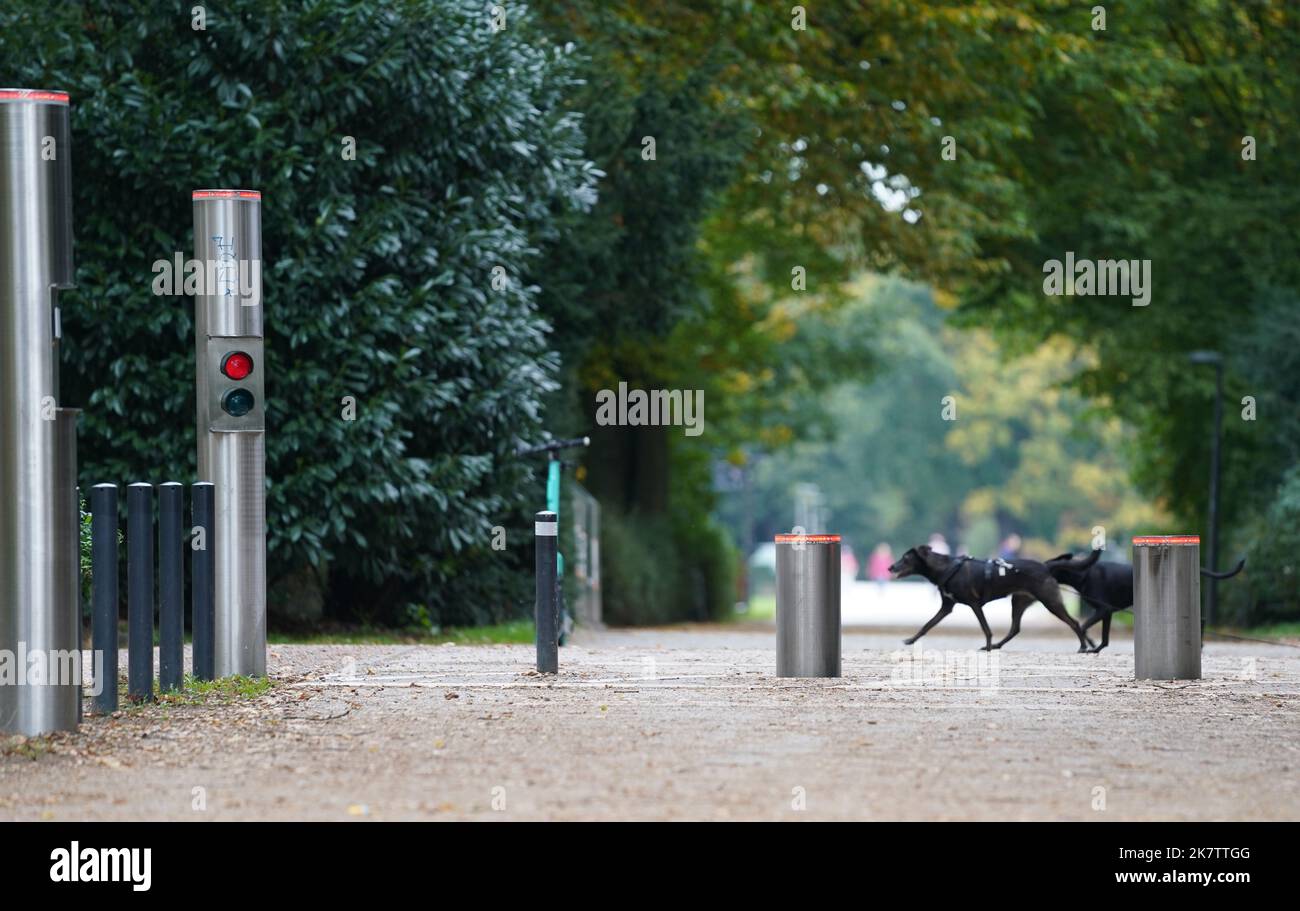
[[535, 511, 558, 674]]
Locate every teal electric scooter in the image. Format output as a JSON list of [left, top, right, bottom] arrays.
[[518, 435, 590, 644]]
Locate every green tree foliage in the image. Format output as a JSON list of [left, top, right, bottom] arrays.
[[576, 0, 1299, 623], [0, 0, 598, 624], [535, 1, 1051, 621], [543, 0, 1075, 285], [1237, 467, 1300, 621], [8, 0, 1295, 628], [945, 1, 1300, 620], [722, 278, 1165, 561], [528, 19, 761, 623]]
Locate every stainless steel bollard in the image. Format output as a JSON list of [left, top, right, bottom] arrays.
[[193, 189, 266, 677], [1133, 535, 1201, 680], [0, 88, 79, 734], [775, 533, 841, 677]]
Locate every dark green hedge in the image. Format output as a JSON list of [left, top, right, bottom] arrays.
[[1, 0, 597, 624], [601, 508, 737, 626], [1223, 468, 1300, 627]]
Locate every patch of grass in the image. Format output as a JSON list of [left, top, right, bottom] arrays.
[[1108, 611, 1134, 629], [443, 619, 535, 645], [155, 674, 274, 706], [114, 674, 275, 711], [268, 619, 535, 646], [1230, 622, 1300, 641], [1074, 616, 1296, 640], [734, 593, 775, 622]]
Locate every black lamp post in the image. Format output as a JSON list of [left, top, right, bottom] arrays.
[[1188, 350, 1223, 627]]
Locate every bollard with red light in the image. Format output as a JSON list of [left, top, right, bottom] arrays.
[[193, 189, 267, 678]]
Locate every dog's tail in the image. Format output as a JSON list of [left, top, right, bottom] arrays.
[[1202, 557, 1246, 580], [1049, 548, 1101, 570], [1045, 549, 1100, 586]]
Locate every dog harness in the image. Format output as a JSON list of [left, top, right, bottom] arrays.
[[936, 556, 1017, 599]]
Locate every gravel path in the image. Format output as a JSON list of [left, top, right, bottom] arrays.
[[3, 625, 1298, 821]]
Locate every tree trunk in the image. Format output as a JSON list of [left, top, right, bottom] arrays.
[[586, 421, 669, 515]]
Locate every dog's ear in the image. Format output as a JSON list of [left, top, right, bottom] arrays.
[[1049, 552, 1073, 563], [916, 545, 931, 555]]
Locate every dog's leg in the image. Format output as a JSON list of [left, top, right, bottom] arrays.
[[1038, 582, 1092, 652], [970, 604, 994, 651], [1079, 607, 1107, 653], [1079, 609, 1103, 636], [1079, 607, 1101, 633], [1094, 613, 1112, 653], [991, 593, 1032, 649], [903, 597, 954, 645]]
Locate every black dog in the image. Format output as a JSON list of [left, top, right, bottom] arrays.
[[889, 545, 1094, 652], [1046, 549, 1246, 653]]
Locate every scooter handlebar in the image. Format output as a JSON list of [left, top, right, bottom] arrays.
[[517, 436, 591, 456]]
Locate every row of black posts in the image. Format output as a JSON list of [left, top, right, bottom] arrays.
[[89, 481, 215, 713]]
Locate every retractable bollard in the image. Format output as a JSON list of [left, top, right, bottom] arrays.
[[193, 189, 266, 678], [1133, 535, 1201, 680], [775, 533, 842, 678], [535, 511, 559, 674], [0, 88, 80, 735]]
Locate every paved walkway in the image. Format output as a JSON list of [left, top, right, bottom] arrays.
[[2, 625, 1297, 820]]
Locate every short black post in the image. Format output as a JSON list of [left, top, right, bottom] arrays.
[[127, 483, 154, 702], [159, 482, 184, 692], [535, 511, 558, 674], [75, 486, 84, 725], [90, 483, 119, 715], [191, 482, 215, 681]]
